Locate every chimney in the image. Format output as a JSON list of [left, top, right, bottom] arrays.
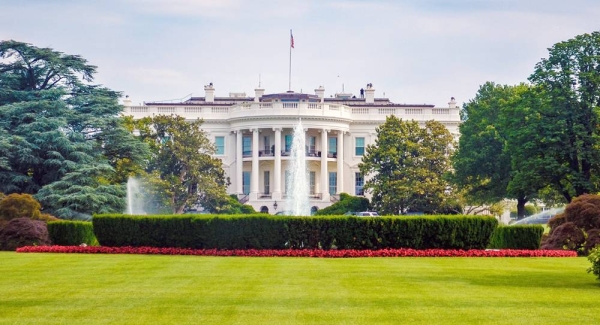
[[123, 95, 132, 106], [315, 86, 325, 102], [254, 88, 265, 102], [448, 97, 457, 108], [204, 83, 215, 103], [365, 83, 375, 103]]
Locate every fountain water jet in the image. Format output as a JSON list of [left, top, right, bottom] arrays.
[[126, 177, 146, 215], [285, 119, 311, 216]]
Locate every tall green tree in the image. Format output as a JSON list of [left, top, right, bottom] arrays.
[[0, 40, 149, 218], [131, 115, 230, 214], [451, 82, 555, 217], [359, 116, 455, 215], [528, 31, 600, 202]]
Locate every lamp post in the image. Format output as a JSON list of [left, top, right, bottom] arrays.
[[273, 201, 278, 211]]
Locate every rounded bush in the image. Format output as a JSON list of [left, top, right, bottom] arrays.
[[0, 193, 42, 221], [543, 194, 600, 254], [0, 217, 50, 251]]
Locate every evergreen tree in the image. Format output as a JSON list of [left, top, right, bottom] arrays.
[[0, 40, 149, 218]]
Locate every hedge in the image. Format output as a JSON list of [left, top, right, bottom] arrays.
[[93, 214, 498, 250], [488, 225, 544, 250], [47, 221, 98, 246]]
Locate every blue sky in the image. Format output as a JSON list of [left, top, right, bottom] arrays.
[[1, 0, 599, 107]]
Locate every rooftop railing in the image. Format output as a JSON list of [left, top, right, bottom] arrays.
[[122, 102, 459, 122]]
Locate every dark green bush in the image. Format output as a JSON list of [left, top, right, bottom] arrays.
[[47, 221, 98, 246], [314, 193, 370, 215], [93, 214, 498, 250], [488, 225, 544, 250]]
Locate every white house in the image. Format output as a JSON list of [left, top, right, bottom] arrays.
[[123, 83, 460, 214]]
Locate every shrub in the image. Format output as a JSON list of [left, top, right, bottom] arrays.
[[214, 195, 257, 214], [542, 194, 600, 254], [47, 221, 98, 246], [0, 193, 42, 221], [587, 246, 600, 281], [0, 217, 50, 251], [488, 226, 544, 250], [315, 193, 370, 215], [509, 205, 540, 219], [93, 214, 498, 250]]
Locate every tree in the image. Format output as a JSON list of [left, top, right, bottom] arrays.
[[0, 40, 149, 218], [359, 116, 455, 215], [131, 115, 230, 214], [528, 31, 600, 201], [451, 82, 555, 218]]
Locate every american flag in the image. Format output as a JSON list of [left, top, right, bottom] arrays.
[[290, 31, 294, 49]]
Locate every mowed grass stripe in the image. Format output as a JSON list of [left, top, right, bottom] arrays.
[[0, 252, 597, 325]]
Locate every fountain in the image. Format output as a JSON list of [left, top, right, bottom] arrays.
[[285, 119, 311, 216], [126, 177, 146, 215]]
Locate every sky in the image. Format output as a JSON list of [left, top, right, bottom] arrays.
[[1, 0, 599, 108]]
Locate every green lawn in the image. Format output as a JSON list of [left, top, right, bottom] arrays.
[[0, 252, 598, 325]]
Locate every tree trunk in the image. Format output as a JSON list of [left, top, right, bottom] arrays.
[[516, 196, 528, 219]]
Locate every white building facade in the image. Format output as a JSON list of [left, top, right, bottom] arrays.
[[123, 83, 460, 214]]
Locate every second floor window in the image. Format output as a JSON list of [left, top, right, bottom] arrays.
[[328, 137, 337, 155], [243, 136, 251, 156], [285, 135, 292, 153], [355, 137, 365, 156], [215, 136, 225, 155]]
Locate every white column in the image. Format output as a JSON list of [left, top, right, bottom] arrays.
[[273, 128, 282, 200], [251, 128, 259, 200], [321, 129, 329, 201], [236, 130, 243, 195], [337, 131, 344, 194]]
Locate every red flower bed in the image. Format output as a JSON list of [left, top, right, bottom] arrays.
[[16, 245, 578, 257]]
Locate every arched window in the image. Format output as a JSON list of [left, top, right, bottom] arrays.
[[260, 206, 269, 214], [311, 206, 318, 215]]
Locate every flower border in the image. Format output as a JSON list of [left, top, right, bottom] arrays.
[[16, 245, 578, 257]]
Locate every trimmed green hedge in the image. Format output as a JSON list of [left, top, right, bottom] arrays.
[[93, 214, 498, 250], [47, 220, 98, 246], [488, 225, 544, 250]]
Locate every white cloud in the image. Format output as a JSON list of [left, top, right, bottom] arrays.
[[2, 0, 599, 108], [126, 0, 243, 17]]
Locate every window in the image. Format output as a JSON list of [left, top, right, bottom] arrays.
[[329, 172, 337, 195], [243, 171, 250, 195], [328, 137, 337, 156], [264, 171, 270, 194], [309, 171, 316, 195], [263, 136, 271, 155], [215, 136, 225, 155], [307, 136, 316, 155], [285, 135, 292, 153], [355, 172, 364, 196], [243, 136, 252, 157], [355, 137, 365, 156]]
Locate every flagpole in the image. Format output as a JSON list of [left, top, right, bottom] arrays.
[[289, 29, 292, 91]]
